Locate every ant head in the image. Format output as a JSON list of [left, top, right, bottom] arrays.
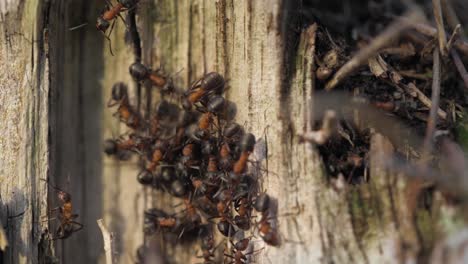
[[96, 17, 110, 32], [129, 62, 149, 81], [111, 82, 128, 101], [58, 191, 71, 203], [103, 139, 117, 155], [137, 170, 153, 185], [120, 0, 136, 8], [254, 193, 270, 213], [240, 133, 256, 152]]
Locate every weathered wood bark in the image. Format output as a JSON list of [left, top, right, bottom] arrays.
[[2, 0, 468, 263]]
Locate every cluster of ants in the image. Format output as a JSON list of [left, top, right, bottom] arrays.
[[42, 1, 279, 262], [94, 0, 280, 262], [104, 65, 279, 263]]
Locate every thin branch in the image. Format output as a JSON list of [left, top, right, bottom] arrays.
[[325, 10, 424, 91], [97, 219, 114, 264], [405, 82, 447, 120], [450, 49, 468, 89], [422, 49, 441, 157], [400, 16, 468, 56], [432, 0, 448, 56]]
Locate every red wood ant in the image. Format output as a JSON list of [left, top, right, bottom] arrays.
[[103, 133, 150, 159], [108, 82, 144, 130], [96, 0, 136, 55], [129, 62, 174, 93], [224, 238, 260, 264], [182, 72, 225, 110], [253, 193, 280, 246], [233, 133, 256, 174], [41, 179, 83, 240]]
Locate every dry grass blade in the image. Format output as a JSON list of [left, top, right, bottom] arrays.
[[97, 219, 114, 264], [325, 10, 425, 91], [433, 0, 448, 56], [450, 49, 468, 89], [422, 49, 441, 157]]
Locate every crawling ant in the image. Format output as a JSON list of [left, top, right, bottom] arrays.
[[232, 133, 256, 175], [218, 123, 244, 171], [253, 193, 280, 246], [145, 140, 169, 172], [103, 133, 150, 159], [197, 225, 221, 264], [96, 0, 136, 55], [144, 208, 179, 235], [129, 62, 174, 93], [149, 101, 180, 136], [224, 238, 261, 264], [108, 82, 144, 130], [233, 197, 253, 230], [41, 179, 83, 240], [213, 190, 236, 237], [182, 72, 225, 110]]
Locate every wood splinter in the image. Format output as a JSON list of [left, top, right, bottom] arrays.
[[298, 110, 338, 145]]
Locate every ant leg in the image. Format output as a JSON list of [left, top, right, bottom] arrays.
[[102, 19, 116, 56], [116, 12, 127, 27], [42, 217, 58, 223], [105, 0, 114, 8], [70, 221, 84, 232]]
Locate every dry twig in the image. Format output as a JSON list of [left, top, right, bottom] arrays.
[[97, 219, 114, 264], [422, 49, 441, 157], [432, 0, 448, 56], [450, 49, 468, 89]]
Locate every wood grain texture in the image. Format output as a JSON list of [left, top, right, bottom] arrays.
[[0, 0, 49, 262]]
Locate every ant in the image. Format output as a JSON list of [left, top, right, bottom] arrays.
[[224, 238, 261, 264], [253, 193, 280, 246], [233, 196, 253, 230], [182, 72, 225, 110], [144, 208, 179, 235], [129, 62, 174, 93], [145, 140, 169, 172], [232, 133, 256, 175], [107, 82, 144, 130], [96, 0, 136, 55], [218, 123, 244, 171], [149, 101, 180, 137], [197, 225, 222, 264], [41, 179, 83, 240], [213, 190, 236, 237], [103, 133, 150, 159]]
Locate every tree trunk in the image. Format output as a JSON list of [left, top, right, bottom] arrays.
[[1, 0, 468, 263]]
